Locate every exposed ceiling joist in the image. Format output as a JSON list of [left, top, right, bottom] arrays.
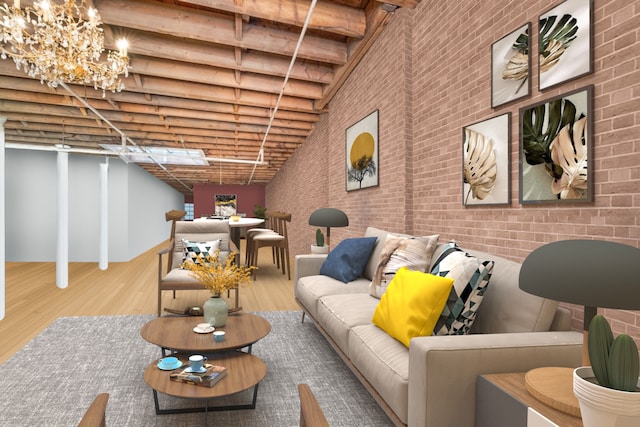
[[0, 0, 423, 193]]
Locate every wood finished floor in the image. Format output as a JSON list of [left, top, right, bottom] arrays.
[[0, 240, 298, 365]]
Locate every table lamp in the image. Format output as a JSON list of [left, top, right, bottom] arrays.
[[308, 208, 349, 250], [519, 239, 640, 415]]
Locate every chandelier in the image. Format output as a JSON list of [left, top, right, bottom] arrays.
[[0, 0, 129, 94]]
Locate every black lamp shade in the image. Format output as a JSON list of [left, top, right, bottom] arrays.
[[519, 239, 640, 311], [308, 208, 349, 228]]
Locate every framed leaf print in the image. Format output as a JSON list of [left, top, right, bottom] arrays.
[[491, 23, 531, 108], [539, 0, 593, 90], [463, 113, 511, 206], [519, 85, 593, 204], [346, 110, 379, 191]]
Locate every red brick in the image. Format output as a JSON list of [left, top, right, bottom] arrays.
[[267, 1, 640, 350]]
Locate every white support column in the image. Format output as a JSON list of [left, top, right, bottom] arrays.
[[0, 117, 6, 320], [98, 160, 108, 270], [56, 149, 69, 288]]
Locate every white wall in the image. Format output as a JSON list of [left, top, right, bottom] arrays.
[[5, 149, 184, 262]]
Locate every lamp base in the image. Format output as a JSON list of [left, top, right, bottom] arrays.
[[524, 367, 581, 417]]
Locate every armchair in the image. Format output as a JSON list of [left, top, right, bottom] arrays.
[[157, 219, 238, 315]]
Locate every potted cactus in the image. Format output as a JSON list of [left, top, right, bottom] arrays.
[[573, 314, 640, 427], [310, 228, 329, 254]]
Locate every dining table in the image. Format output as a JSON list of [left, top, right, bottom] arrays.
[[228, 217, 265, 261]]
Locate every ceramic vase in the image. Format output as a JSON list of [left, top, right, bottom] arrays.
[[203, 295, 228, 327], [573, 366, 640, 427]]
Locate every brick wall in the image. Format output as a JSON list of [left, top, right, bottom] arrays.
[[267, 0, 640, 342]]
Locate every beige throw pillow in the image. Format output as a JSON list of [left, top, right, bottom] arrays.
[[369, 233, 439, 298]]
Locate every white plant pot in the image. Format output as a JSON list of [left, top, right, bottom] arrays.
[[310, 245, 329, 254], [573, 366, 640, 427]]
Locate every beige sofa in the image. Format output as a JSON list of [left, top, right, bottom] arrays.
[[294, 227, 583, 427]]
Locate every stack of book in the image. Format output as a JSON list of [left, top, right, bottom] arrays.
[[170, 364, 227, 387]]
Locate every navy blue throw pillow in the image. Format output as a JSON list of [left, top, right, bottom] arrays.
[[319, 237, 378, 283]]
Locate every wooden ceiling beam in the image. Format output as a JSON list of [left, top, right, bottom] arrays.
[[0, 107, 311, 137], [5, 132, 302, 156], [104, 29, 335, 84], [95, 0, 347, 64], [4, 126, 306, 146], [186, 0, 366, 38], [121, 75, 317, 112], [316, 2, 393, 109], [0, 98, 315, 132], [129, 55, 325, 99], [0, 79, 320, 123]]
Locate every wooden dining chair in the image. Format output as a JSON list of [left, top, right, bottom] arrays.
[[298, 384, 329, 427], [247, 211, 291, 280], [245, 211, 280, 268], [77, 393, 109, 427]]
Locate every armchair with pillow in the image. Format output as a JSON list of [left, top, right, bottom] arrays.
[[294, 226, 583, 427], [157, 219, 238, 316]]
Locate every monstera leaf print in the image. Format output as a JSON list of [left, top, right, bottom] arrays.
[[539, 14, 578, 73], [463, 129, 497, 203], [550, 115, 587, 199], [502, 28, 529, 92], [522, 96, 578, 182]]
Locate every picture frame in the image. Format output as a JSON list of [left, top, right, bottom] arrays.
[[346, 110, 379, 191], [463, 113, 511, 206], [214, 194, 237, 216], [491, 23, 531, 108], [539, 0, 593, 90], [519, 85, 593, 204]]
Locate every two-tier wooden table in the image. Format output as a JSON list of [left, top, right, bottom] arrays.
[[140, 313, 271, 416], [140, 312, 271, 355]]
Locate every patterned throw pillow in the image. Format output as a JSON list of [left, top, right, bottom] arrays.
[[182, 239, 221, 264], [369, 234, 439, 298], [430, 241, 494, 335]]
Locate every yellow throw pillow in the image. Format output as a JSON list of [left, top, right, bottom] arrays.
[[372, 267, 454, 347]]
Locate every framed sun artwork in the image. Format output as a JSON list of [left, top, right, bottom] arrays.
[[346, 110, 379, 191]]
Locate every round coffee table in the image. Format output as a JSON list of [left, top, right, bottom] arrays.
[[140, 313, 271, 354], [144, 352, 267, 414]]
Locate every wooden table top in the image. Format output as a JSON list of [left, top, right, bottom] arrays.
[[144, 352, 267, 399], [140, 313, 271, 353], [482, 372, 583, 427]]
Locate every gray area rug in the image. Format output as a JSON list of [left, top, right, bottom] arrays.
[[0, 311, 393, 426]]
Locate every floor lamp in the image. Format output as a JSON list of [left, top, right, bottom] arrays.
[[308, 208, 349, 250], [519, 239, 640, 415]]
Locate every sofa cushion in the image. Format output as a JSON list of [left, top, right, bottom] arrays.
[[372, 268, 454, 347], [317, 294, 379, 354], [349, 324, 410, 424], [467, 248, 560, 334], [320, 237, 378, 283], [370, 234, 439, 298], [295, 275, 371, 319], [182, 239, 221, 264], [430, 241, 494, 335]]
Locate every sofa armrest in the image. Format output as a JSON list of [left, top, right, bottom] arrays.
[[408, 331, 583, 427], [294, 254, 327, 285]]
